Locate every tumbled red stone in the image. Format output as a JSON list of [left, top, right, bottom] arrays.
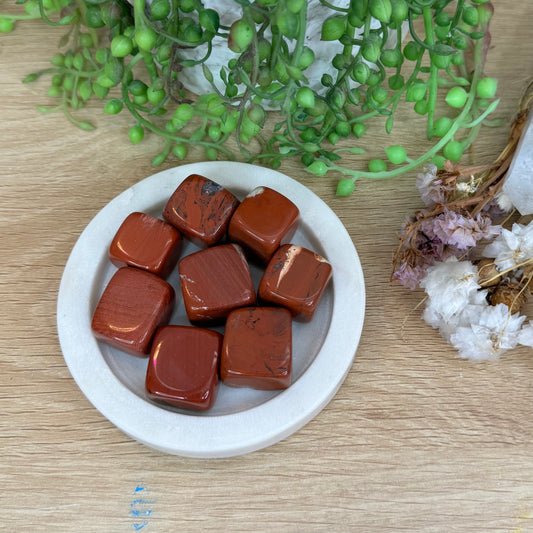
[[221, 307, 292, 390], [228, 186, 299, 263], [108, 212, 182, 278], [258, 244, 332, 322], [91, 267, 175, 357], [178, 243, 256, 325], [163, 174, 239, 247], [145, 325, 222, 411]]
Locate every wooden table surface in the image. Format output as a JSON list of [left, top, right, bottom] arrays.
[[1, 2, 532, 531]]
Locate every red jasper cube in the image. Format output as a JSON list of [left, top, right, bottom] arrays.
[[228, 186, 299, 263], [108, 212, 182, 278], [221, 307, 292, 390], [91, 267, 175, 357], [163, 174, 239, 247], [145, 326, 222, 411], [178, 243, 256, 325], [258, 244, 332, 322]]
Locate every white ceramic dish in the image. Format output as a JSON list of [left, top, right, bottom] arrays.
[[57, 162, 365, 458]]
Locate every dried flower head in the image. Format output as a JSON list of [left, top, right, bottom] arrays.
[[483, 222, 533, 271], [518, 321, 533, 348], [420, 257, 481, 321], [415, 164, 451, 206], [421, 208, 500, 250], [488, 281, 528, 314], [476, 258, 501, 287], [392, 84, 533, 362], [449, 304, 526, 361]]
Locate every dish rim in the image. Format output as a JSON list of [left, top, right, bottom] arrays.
[[56, 161, 366, 458]]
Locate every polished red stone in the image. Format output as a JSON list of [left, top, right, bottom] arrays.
[[145, 325, 222, 411], [228, 186, 299, 263], [91, 267, 175, 357], [178, 243, 256, 325], [163, 174, 239, 247], [108, 212, 182, 278], [221, 307, 292, 390], [258, 244, 332, 322]]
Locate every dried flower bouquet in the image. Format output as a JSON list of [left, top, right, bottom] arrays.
[[392, 81, 533, 361]]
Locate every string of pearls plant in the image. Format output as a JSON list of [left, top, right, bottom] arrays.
[[1, 0, 499, 195]]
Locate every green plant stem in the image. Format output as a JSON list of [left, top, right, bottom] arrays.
[[423, 5, 437, 139], [318, 0, 349, 12], [350, 53, 424, 126], [121, 53, 234, 158], [2, 13, 42, 20], [450, 0, 465, 29], [280, 5, 308, 148], [328, 41, 485, 182], [37, 0, 77, 26], [12, 0, 499, 187], [341, 3, 356, 61]]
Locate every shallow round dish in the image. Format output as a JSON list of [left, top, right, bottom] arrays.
[[57, 162, 365, 458]]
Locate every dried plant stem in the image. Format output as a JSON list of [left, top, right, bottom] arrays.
[[480, 257, 533, 287]]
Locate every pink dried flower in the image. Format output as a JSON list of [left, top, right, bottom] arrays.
[[415, 164, 452, 206], [422, 208, 501, 250], [391, 252, 428, 289]]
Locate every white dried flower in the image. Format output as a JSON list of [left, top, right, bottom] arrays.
[[424, 301, 488, 342], [449, 303, 525, 361], [483, 221, 533, 271], [421, 261, 489, 343], [419, 257, 529, 360], [494, 191, 515, 213], [518, 321, 533, 348], [455, 175, 479, 196], [420, 257, 481, 321]]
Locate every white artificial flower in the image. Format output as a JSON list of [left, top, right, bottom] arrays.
[[449, 303, 526, 361], [420, 257, 481, 321], [518, 321, 533, 348], [483, 221, 533, 271]]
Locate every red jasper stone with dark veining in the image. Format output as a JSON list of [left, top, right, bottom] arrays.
[[145, 325, 222, 411], [221, 307, 292, 390], [228, 186, 299, 263], [91, 267, 175, 357], [178, 243, 256, 325], [163, 174, 239, 247], [258, 244, 332, 322], [108, 212, 182, 278]]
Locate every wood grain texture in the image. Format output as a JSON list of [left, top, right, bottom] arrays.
[[1, 2, 532, 532]]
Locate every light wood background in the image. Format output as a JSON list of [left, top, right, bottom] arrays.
[[1, 1, 532, 531]]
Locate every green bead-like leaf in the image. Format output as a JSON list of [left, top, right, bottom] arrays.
[[308, 160, 328, 176], [385, 115, 394, 134], [77, 121, 96, 131], [296, 87, 315, 108], [228, 19, 253, 53], [431, 43, 456, 56], [277, 11, 299, 38], [23, 73, 39, 83], [361, 35, 382, 63], [336, 178, 355, 196], [321, 16, 346, 41], [369, 0, 392, 23], [202, 64, 214, 84], [385, 145, 407, 164], [152, 153, 167, 166], [199, 8, 219, 33]]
